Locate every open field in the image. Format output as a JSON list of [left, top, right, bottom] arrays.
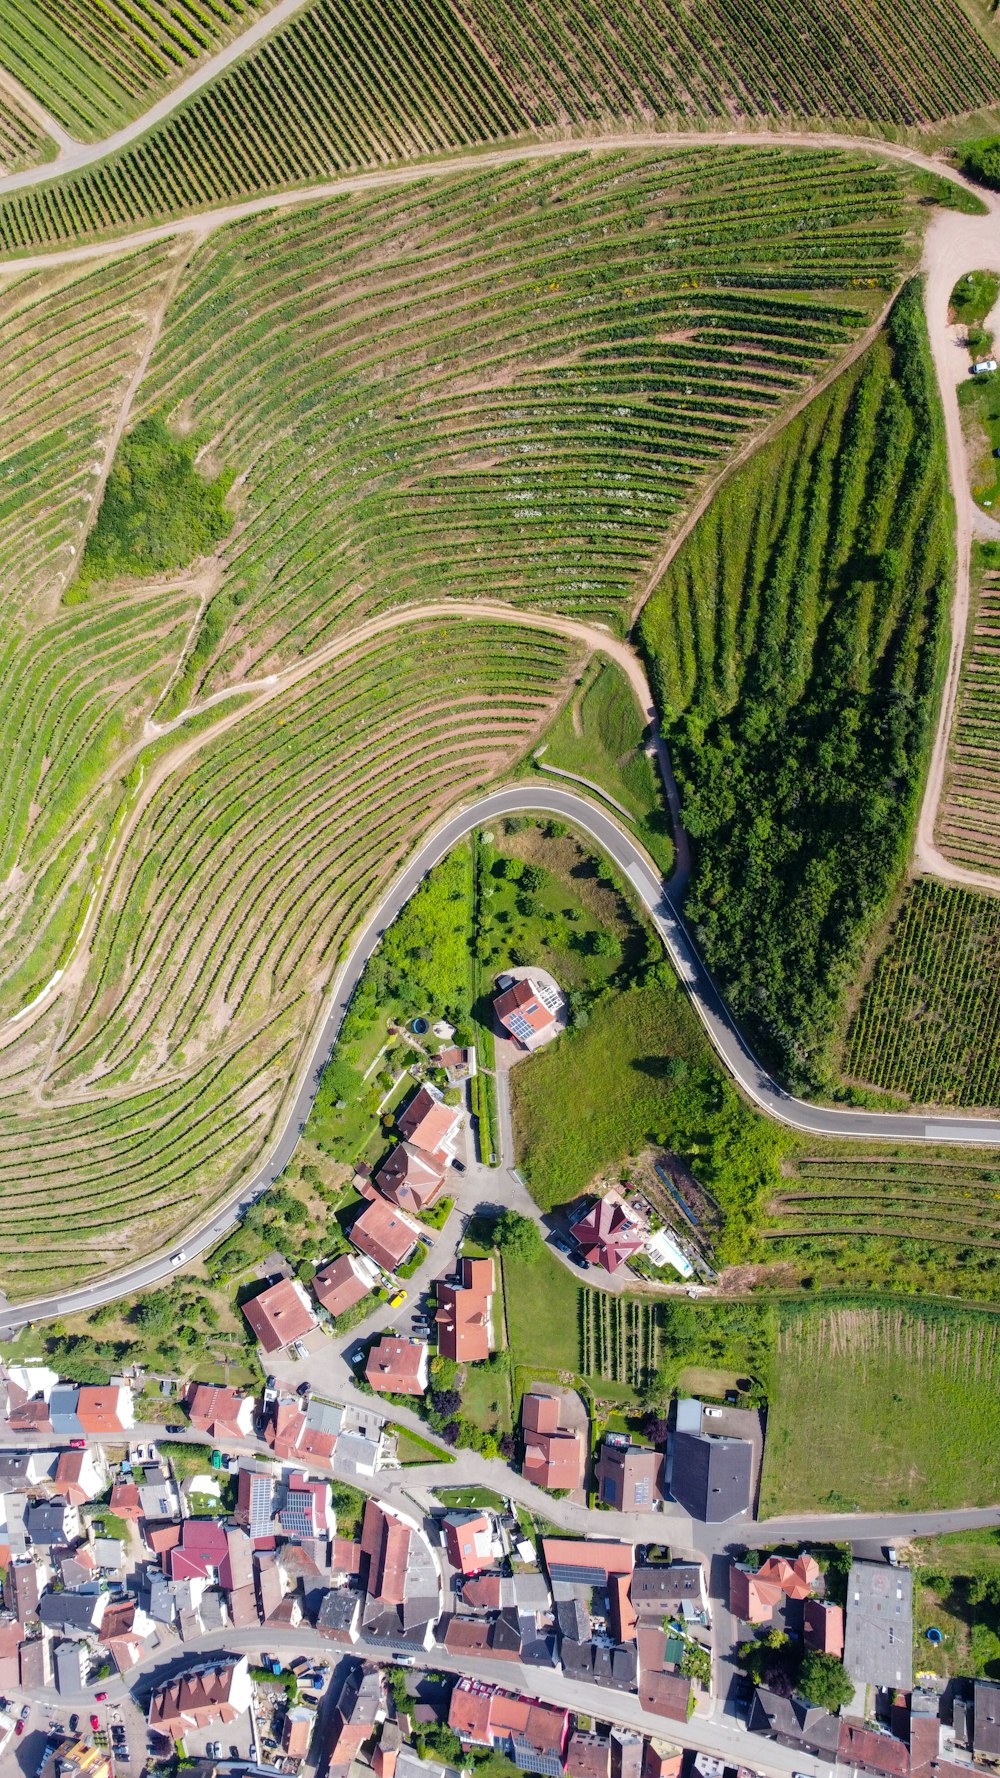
[[938, 555, 1000, 870], [765, 1148, 1000, 1300], [122, 150, 910, 690], [761, 1306, 1000, 1514], [530, 657, 673, 871], [639, 283, 951, 1091], [0, 0, 277, 137], [845, 879, 1000, 1106], [911, 1528, 1000, 1679]]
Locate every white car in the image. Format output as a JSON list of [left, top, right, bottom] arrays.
[[169, 1250, 186, 1268]]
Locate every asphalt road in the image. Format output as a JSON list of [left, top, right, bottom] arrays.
[[3, 784, 998, 1337]]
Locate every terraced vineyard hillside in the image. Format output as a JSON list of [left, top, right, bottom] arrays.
[[0, 0, 277, 137], [845, 879, 1000, 1106], [0, 617, 576, 1291], [766, 1149, 1000, 1301], [0, 0, 996, 251], [127, 149, 907, 697], [460, 0, 1000, 133], [937, 556, 1000, 872], [0, 89, 51, 172], [639, 282, 951, 1089]]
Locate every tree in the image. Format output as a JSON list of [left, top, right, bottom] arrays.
[[680, 1644, 711, 1688], [591, 929, 622, 959], [797, 1651, 855, 1712], [493, 1210, 541, 1259]]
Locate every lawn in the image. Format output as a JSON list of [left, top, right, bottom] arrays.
[[461, 1360, 513, 1437], [530, 656, 674, 872], [509, 975, 705, 1211], [958, 370, 1000, 510], [392, 1425, 454, 1465], [760, 1306, 1000, 1515], [437, 1486, 509, 1512], [910, 1529, 1000, 1679], [502, 1244, 583, 1380]]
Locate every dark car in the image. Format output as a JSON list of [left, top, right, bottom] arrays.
[[165, 1423, 185, 1434], [572, 1250, 588, 1268], [69, 1716, 80, 1734]]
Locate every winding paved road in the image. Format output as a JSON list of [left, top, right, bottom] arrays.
[[4, 785, 999, 1337]]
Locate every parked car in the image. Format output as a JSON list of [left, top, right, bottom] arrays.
[[94, 1693, 108, 1703], [390, 1289, 407, 1308], [291, 1338, 308, 1360], [552, 1236, 571, 1254], [349, 1345, 366, 1366], [69, 1717, 79, 1734], [165, 1424, 184, 1434], [19, 1706, 30, 1721], [69, 1437, 86, 1449], [14, 1721, 23, 1738], [90, 1717, 100, 1732], [297, 1380, 311, 1397]]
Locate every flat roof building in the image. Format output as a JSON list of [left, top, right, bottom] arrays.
[[844, 1561, 913, 1691]]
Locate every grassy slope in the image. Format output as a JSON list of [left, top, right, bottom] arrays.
[[530, 656, 674, 873], [761, 1305, 1000, 1514], [639, 281, 951, 1093]]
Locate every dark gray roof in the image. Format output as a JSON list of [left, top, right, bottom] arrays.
[[53, 1639, 85, 1693], [974, 1682, 1000, 1758], [748, 1686, 842, 1757], [39, 1590, 101, 1631], [844, 1561, 913, 1691], [556, 1597, 590, 1643], [317, 1589, 360, 1635], [632, 1562, 702, 1606], [25, 1501, 70, 1544], [669, 1430, 752, 1522], [561, 1639, 637, 1691], [331, 1660, 382, 1727]]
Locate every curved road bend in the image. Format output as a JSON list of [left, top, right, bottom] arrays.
[[4, 784, 999, 1338]]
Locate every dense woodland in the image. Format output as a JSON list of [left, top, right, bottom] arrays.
[[640, 282, 951, 1090]]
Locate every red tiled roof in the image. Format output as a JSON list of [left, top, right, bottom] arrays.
[[541, 1538, 634, 1576], [242, 1278, 316, 1354], [110, 1482, 142, 1521], [313, 1254, 372, 1317], [494, 978, 557, 1042], [838, 1723, 909, 1776], [365, 1335, 427, 1395], [375, 1143, 444, 1213], [333, 1537, 362, 1576], [570, 1199, 644, 1273], [436, 1256, 494, 1363], [397, 1086, 459, 1154], [803, 1597, 844, 1656], [729, 1563, 784, 1622], [445, 1618, 493, 1654], [609, 1571, 637, 1643], [463, 1573, 503, 1612], [639, 1669, 691, 1722], [76, 1385, 130, 1434], [186, 1383, 251, 1438], [8, 1400, 51, 1433], [351, 1197, 421, 1273]]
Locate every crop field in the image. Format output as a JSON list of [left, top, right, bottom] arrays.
[[460, 0, 1000, 132], [0, 0, 527, 248], [120, 149, 908, 694], [640, 284, 951, 1089], [845, 879, 1000, 1106], [0, 617, 574, 1287], [50, 618, 575, 1093], [0, 90, 51, 173], [762, 1306, 1000, 1513], [0, 243, 183, 621], [0, 0, 275, 138], [766, 1149, 1000, 1300], [938, 561, 1000, 871], [0, 0, 992, 247]]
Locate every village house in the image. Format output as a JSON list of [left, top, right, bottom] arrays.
[[493, 977, 561, 1050], [186, 1383, 254, 1441], [366, 1336, 429, 1396], [594, 1438, 662, 1511], [148, 1655, 253, 1740], [396, 1084, 462, 1158], [375, 1143, 446, 1214], [571, 1197, 644, 1273], [313, 1252, 379, 1318], [442, 1509, 494, 1576], [521, 1390, 586, 1493], [241, 1277, 317, 1354], [351, 1196, 422, 1274], [435, 1256, 495, 1363]]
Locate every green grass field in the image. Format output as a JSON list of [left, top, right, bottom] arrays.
[[531, 657, 673, 872], [761, 1306, 1000, 1514]]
